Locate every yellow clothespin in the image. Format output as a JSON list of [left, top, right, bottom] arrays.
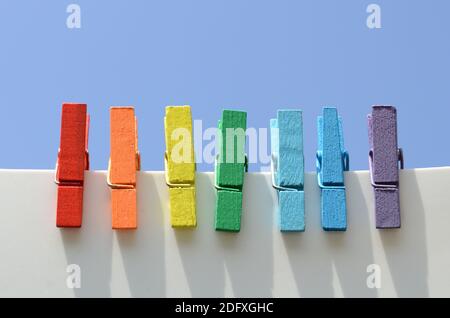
[[164, 106, 197, 227]]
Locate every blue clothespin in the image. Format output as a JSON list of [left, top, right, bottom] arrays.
[[317, 107, 349, 231], [271, 110, 305, 232]]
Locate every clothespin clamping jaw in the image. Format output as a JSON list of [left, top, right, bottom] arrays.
[[368, 106, 403, 229], [214, 110, 247, 232], [164, 106, 197, 228], [108, 107, 140, 229], [55, 103, 90, 228], [317, 107, 349, 231], [270, 110, 305, 232]]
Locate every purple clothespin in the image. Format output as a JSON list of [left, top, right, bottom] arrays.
[[368, 106, 404, 229]]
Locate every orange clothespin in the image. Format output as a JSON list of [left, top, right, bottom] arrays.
[[55, 103, 89, 228], [108, 107, 140, 229]]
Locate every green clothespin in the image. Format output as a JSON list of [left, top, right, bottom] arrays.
[[214, 110, 247, 232]]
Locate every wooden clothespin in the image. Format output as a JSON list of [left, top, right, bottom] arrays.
[[368, 106, 404, 229], [164, 106, 197, 227], [317, 107, 349, 231], [108, 107, 140, 229], [55, 103, 89, 228], [270, 110, 305, 232], [214, 110, 247, 232]]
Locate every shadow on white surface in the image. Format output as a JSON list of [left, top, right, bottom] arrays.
[[174, 173, 274, 297], [173, 173, 225, 297], [282, 174, 378, 297], [60, 172, 113, 297], [379, 171, 429, 297], [218, 173, 274, 297], [116, 173, 166, 297]]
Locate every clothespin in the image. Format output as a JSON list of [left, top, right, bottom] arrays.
[[55, 103, 89, 228], [164, 106, 197, 227], [214, 110, 247, 232], [108, 107, 140, 229], [316, 107, 349, 231], [270, 110, 305, 232], [368, 106, 404, 229]]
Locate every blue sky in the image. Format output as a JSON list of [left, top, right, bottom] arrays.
[[0, 1, 449, 172]]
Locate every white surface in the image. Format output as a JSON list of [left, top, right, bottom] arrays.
[[0, 168, 449, 297]]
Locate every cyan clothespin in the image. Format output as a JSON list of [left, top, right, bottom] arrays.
[[317, 107, 349, 231], [270, 110, 305, 232], [368, 106, 403, 229]]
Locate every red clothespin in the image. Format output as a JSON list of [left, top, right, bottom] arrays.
[[55, 103, 90, 228]]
